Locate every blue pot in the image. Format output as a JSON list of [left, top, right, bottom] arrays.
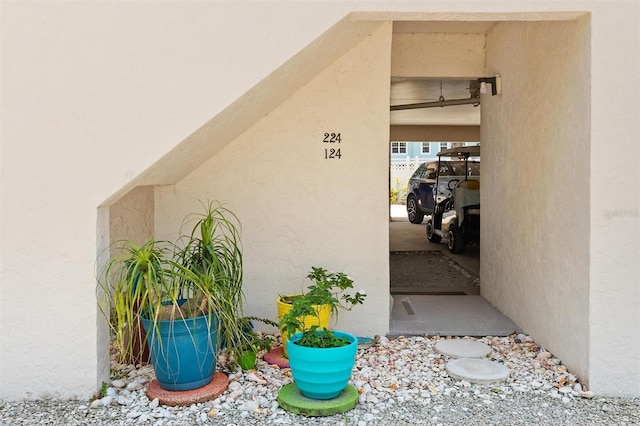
[[141, 313, 218, 391], [286, 330, 358, 400]]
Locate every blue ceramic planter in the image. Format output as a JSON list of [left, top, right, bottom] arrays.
[[141, 313, 218, 391], [286, 330, 358, 400]]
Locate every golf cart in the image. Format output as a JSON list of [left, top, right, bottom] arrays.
[[425, 145, 480, 254]]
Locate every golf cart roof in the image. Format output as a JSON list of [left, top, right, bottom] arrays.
[[436, 145, 480, 159]]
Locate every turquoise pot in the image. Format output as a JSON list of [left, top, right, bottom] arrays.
[[141, 313, 218, 391], [286, 330, 358, 400]]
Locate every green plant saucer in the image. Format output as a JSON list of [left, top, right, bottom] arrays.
[[277, 384, 358, 416]]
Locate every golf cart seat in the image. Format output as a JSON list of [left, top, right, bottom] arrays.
[[457, 179, 480, 190], [454, 180, 480, 227]]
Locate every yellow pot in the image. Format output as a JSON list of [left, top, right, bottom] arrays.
[[277, 295, 331, 357]]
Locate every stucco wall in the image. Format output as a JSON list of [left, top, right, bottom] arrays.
[[109, 186, 155, 251], [1, 1, 639, 400], [481, 7, 639, 396], [154, 23, 394, 337], [0, 1, 366, 400], [392, 33, 486, 77], [482, 18, 592, 387], [390, 125, 480, 142], [586, 3, 640, 395]]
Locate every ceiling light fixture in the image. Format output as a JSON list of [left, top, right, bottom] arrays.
[[477, 74, 502, 96]]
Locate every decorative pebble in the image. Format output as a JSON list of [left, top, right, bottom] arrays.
[[110, 379, 125, 388], [149, 398, 159, 409], [18, 333, 635, 426], [99, 396, 113, 407], [126, 380, 144, 391], [117, 396, 133, 406], [513, 334, 525, 343]]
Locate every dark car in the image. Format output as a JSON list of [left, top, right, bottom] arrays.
[[406, 156, 480, 224]]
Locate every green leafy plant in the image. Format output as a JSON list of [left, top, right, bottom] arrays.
[[98, 201, 248, 363], [279, 267, 366, 349], [226, 317, 277, 370], [236, 316, 277, 353], [99, 381, 108, 398], [390, 186, 399, 203], [390, 178, 408, 204]]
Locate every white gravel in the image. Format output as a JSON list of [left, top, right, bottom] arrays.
[[2, 334, 639, 425]]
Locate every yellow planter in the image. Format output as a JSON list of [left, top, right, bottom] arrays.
[[277, 295, 331, 357]]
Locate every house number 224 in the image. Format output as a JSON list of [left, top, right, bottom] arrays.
[[323, 132, 342, 159]]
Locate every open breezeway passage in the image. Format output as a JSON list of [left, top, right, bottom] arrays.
[[390, 205, 480, 275], [388, 205, 520, 336]]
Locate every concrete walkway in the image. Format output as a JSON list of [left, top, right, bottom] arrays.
[[389, 294, 522, 337], [388, 204, 521, 337], [390, 204, 480, 275]]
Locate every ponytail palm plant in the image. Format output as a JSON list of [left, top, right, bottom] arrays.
[[99, 201, 249, 365], [175, 203, 247, 354]]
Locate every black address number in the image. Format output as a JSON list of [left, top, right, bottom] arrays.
[[323, 133, 341, 143], [325, 148, 342, 159]]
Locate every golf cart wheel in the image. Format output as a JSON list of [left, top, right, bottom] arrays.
[[406, 196, 424, 224], [426, 219, 442, 243], [447, 223, 466, 254]]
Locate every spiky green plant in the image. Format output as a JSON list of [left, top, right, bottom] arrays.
[[175, 201, 247, 354], [98, 200, 250, 364]]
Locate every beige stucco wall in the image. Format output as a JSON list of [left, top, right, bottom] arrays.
[[0, 1, 360, 400], [154, 23, 394, 337], [390, 125, 480, 142], [1, 1, 638, 400], [392, 33, 486, 77], [482, 19, 591, 384], [482, 7, 640, 396], [585, 3, 640, 394], [109, 186, 155, 251]]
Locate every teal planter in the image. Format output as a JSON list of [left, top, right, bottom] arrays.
[[141, 313, 218, 391], [286, 331, 358, 400]]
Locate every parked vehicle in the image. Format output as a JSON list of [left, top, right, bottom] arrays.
[[425, 145, 480, 254], [406, 151, 480, 224]]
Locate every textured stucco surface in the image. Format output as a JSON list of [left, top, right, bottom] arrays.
[[0, 1, 363, 400], [392, 33, 486, 77], [1, 1, 639, 400], [585, 3, 640, 395], [154, 23, 394, 338], [482, 19, 591, 386], [109, 186, 155, 251]]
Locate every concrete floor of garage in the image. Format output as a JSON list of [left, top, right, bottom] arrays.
[[388, 205, 521, 337]]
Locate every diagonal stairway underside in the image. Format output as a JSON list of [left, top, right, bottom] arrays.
[[106, 16, 386, 204]]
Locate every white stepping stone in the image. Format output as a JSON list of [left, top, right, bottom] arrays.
[[435, 339, 492, 358], [446, 358, 510, 384]]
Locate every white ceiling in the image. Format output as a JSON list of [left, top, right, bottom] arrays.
[[390, 21, 494, 127]]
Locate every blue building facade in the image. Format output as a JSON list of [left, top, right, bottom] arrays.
[[390, 141, 453, 162]]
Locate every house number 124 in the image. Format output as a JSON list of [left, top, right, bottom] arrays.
[[323, 132, 342, 159]]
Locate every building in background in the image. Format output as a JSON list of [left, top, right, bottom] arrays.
[[390, 142, 478, 203]]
